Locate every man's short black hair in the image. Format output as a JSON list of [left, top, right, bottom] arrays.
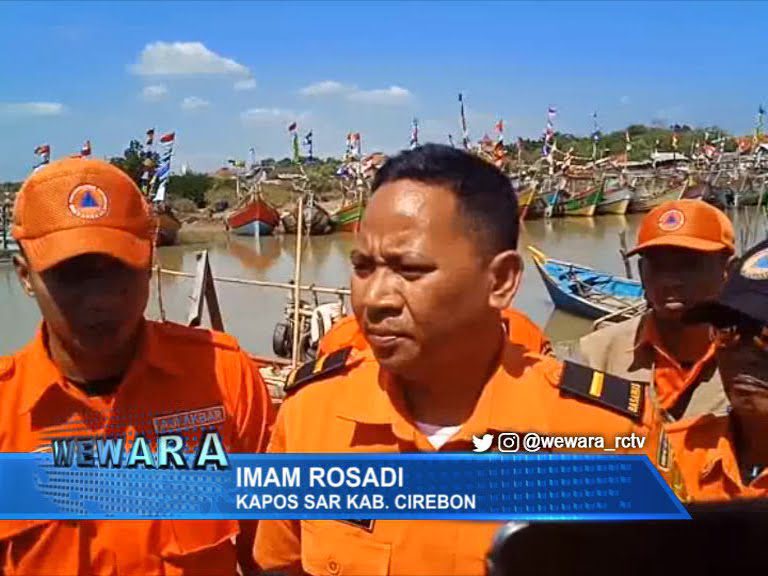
[[372, 144, 519, 254]]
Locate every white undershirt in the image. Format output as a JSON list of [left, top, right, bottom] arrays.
[[414, 421, 462, 449]]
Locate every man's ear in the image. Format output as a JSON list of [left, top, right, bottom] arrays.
[[487, 250, 523, 310], [12, 253, 34, 297]]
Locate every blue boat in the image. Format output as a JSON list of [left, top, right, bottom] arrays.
[[527, 246, 645, 320]]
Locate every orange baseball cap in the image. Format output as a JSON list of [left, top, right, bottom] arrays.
[[12, 157, 156, 271], [627, 199, 734, 256]]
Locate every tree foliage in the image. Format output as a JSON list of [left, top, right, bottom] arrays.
[[167, 172, 213, 208], [514, 124, 737, 164], [109, 140, 159, 188]]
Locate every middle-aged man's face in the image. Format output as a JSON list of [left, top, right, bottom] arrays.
[[639, 247, 729, 321], [717, 324, 768, 417], [15, 253, 150, 356], [350, 179, 522, 380]]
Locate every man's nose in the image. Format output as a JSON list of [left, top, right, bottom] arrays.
[[362, 269, 403, 322]]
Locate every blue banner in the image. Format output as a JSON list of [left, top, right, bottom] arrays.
[[1, 453, 687, 521]]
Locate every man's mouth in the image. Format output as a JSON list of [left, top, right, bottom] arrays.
[[365, 329, 408, 349]]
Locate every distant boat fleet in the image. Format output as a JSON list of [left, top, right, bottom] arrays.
[[513, 153, 768, 220]]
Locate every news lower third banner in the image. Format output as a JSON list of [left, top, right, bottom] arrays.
[[0, 445, 687, 521]]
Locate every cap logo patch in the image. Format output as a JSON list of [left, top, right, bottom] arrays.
[[741, 248, 768, 280], [657, 209, 685, 232], [68, 185, 108, 220]]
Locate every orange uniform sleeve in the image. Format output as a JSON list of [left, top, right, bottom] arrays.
[[253, 403, 304, 574]]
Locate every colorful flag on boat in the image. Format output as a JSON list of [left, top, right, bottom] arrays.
[[159, 132, 175, 144], [755, 104, 765, 145], [303, 130, 314, 159], [35, 145, 49, 158], [34, 144, 50, 162], [542, 106, 556, 158], [80, 140, 92, 157], [459, 93, 470, 150], [145, 129, 155, 146]]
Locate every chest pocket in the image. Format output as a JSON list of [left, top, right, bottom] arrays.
[[301, 520, 391, 576]]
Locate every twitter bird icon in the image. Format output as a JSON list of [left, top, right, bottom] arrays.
[[472, 433, 494, 453]]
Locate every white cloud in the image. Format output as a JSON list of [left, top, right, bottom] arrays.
[[181, 96, 210, 110], [299, 80, 353, 96], [347, 86, 412, 105], [141, 84, 168, 101], [241, 107, 306, 125], [234, 77, 257, 91], [0, 102, 65, 116], [131, 41, 250, 76]]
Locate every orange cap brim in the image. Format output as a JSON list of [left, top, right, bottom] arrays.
[[19, 227, 152, 272], [626, 235, 733, 257]]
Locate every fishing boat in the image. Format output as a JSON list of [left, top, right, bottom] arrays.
[[154, 204, 182, 246], [527, 245, 644, 320], [561, 187, 602, 217], [282, 202, 333, 235], [627, 175, 686, 213], [331, 200, 365, 232], [517, 184, 545, 220], [226, 197, 281, 236], [596, 175, 633, 215], [549, 174, 602, 217]]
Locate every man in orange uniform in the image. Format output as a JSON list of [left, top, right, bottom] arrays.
[[317, 307, 551, 357], [578, 200, 734, 422], [1, 158, 272, 575], [666, 238, 768, 500], [255, 145, 665, 576]]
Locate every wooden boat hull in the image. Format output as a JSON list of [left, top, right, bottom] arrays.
[[561, 189, 601, 217], [332, 201, 365, 232], [231, 221, 277, 236], [156, 210, 181, 246], [227, 199, 281, 237], [628, 182, 684, 213], [596, 189, 633, 215], [282, 204, 333, 235], [527, 246, 644, 320], [517, 187, 546, 220]]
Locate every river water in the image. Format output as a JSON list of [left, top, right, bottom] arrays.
[[0, 214, 655, 358]]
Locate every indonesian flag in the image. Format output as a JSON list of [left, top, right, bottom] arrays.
[[287, 122, 297, 133], [81, 140, 92, 157], [146, 128, 155, 146], [160, 132, 175, 144], [495, 119, 504, 143]]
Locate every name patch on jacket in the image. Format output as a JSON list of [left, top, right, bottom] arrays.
[[337, 519, 375, 532], [558, 361, 644, 421], [153, 405, 226, 434]]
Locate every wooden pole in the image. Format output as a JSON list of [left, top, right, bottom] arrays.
[[291, 193, 305, 367], [619, 230, 633, 279], [156, 267, 350, 296]]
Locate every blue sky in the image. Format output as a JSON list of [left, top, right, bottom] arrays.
[[0, 0, 766, 180]]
